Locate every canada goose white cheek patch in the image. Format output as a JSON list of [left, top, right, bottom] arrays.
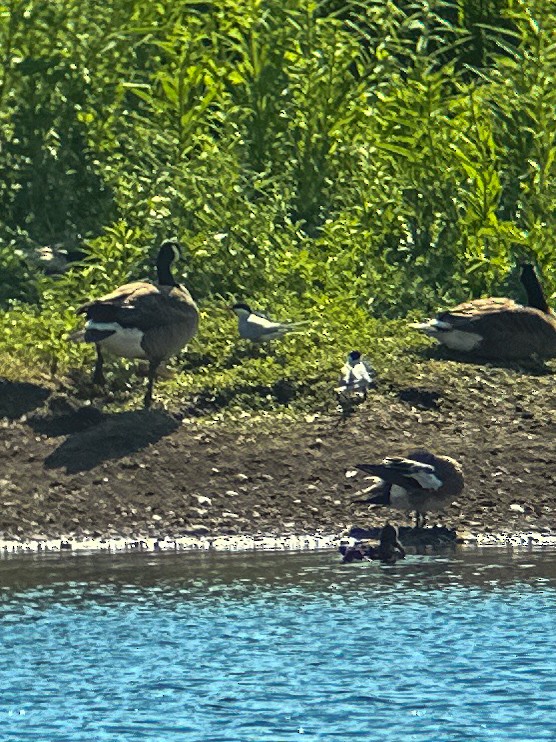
[[86, 322, 147, 359]]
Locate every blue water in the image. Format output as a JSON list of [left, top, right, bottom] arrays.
[[1, 548, 556, 742]]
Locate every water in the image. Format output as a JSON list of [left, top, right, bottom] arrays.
[[1, 548, 556, 742]]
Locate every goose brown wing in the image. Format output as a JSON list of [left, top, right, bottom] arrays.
[[77, 281, 158, 319], [115, 285, 198, 332], [437, 297, 519, 327], [449, 305, 555, 356], [78, 282, 198, 333]]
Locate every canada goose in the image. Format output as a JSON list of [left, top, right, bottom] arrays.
[[335, 351, 375, 398], [74, 240, 199, 408], [353, 449, 464, 528], [230, 303, 309, 343], [412, 263, 556, 359]]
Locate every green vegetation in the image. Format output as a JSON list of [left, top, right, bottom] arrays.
[[0, 0, 555, 415]]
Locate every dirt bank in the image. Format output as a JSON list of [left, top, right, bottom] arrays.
[[0, 358, 555, 547]]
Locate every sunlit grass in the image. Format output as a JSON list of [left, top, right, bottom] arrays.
[[0, 0, 555, 420]]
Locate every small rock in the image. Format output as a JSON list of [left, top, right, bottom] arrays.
[[308, 438, 323, 449], [194, 495, 212, 506]]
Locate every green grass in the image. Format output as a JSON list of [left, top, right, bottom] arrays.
[[0, 0, 555, 417]]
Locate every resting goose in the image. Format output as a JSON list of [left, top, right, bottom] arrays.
[[230, 303, 309, 343], [412, 263, 556, 359], [353, 449, 464, 528], [75, 240, 199, 408]]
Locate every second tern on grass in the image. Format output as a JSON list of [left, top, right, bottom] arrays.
[[230, 303, 310, 344]]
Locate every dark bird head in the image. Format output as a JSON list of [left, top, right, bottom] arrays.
[[230, 302, 252, 314], [379, 522, 399, 546]]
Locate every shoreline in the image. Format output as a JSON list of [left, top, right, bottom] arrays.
[[2, 528, 556, 557], [1, 365, 555, 557]]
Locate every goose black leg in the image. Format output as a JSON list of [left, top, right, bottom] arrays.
[[414, 511, 426, 529], [93, 345, 105, 386], [144, 360, 160, 408]]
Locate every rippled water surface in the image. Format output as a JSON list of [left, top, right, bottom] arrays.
[[1, 548, 556, 741]]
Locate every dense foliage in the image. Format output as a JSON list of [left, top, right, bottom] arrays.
[[0, 0, 555, 413]]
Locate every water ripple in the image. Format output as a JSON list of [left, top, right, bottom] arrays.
[[0, 549, 555, 740]]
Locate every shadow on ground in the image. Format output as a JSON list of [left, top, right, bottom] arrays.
[[44, 410, 180, 473], [180, 379, 301, 417], [0, 380, 51, 419], [30, 406, 105, 437], [422, 346, 555, 375], [396, 386, 442, 410]]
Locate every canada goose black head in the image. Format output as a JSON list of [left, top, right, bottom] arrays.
[[379, 523, 399, 547], [378, 522, 406, 562], [156, 240, 182, 286], [520, 263, 550, 314]]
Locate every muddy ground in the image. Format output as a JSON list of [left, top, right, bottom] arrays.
[[0, 359, 555, 544]]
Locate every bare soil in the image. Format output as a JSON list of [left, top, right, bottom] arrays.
[[0, 360, 555, 543]]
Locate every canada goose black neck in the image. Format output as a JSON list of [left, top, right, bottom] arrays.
[[156, 241, 180, 287], [520, 264, 550, 314]]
